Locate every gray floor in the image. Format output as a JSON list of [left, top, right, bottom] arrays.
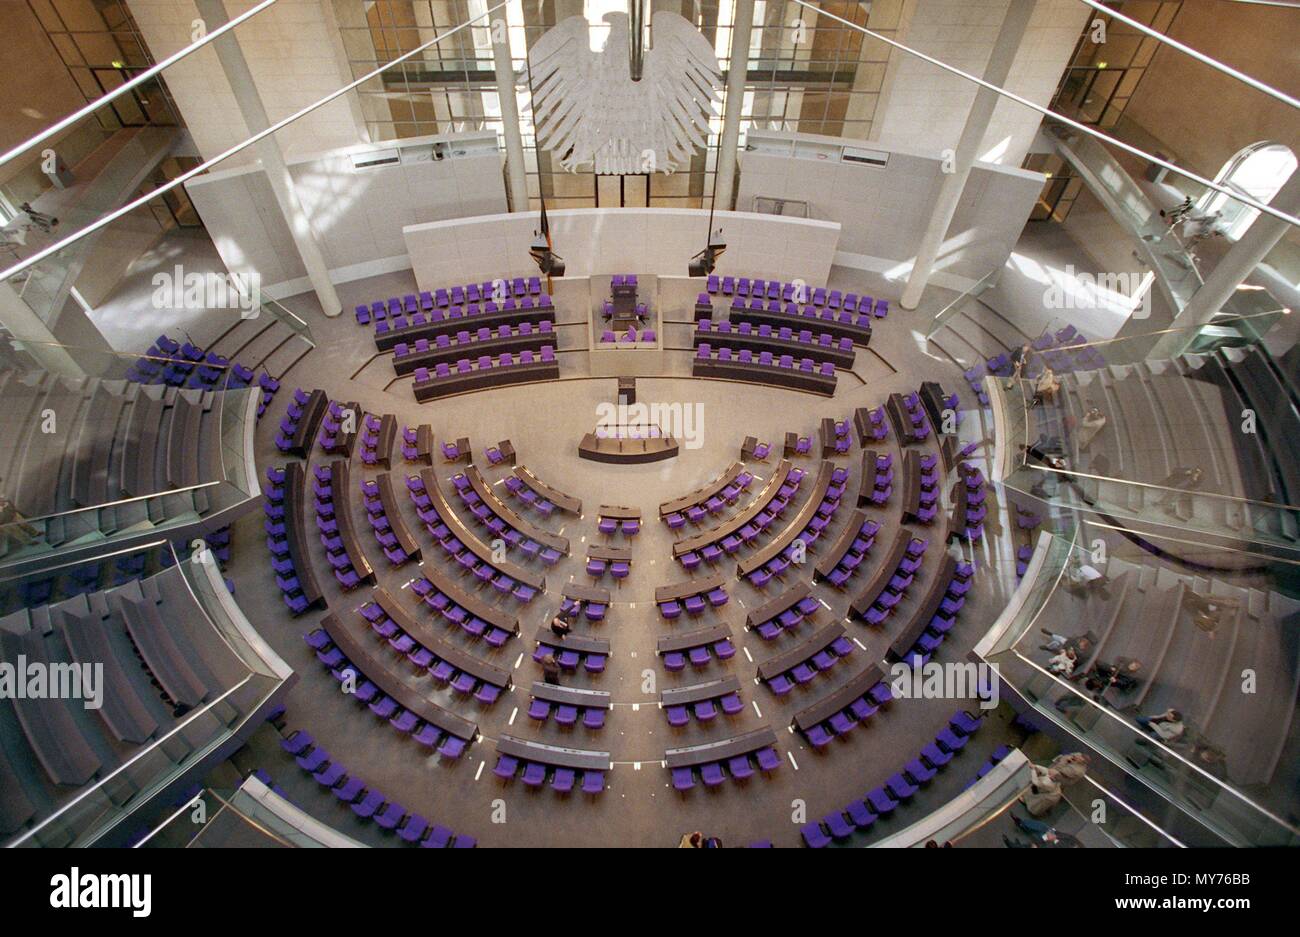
[[196, 261, 1036, 848]]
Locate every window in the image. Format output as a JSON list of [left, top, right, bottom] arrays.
[[1201, 142, 1297, 240]]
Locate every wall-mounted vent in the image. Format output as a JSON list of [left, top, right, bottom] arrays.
[[351, 149, 400, 171], [842, 147, 889, 168]]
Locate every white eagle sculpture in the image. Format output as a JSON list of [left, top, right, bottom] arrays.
[[526, 12, 721, 175]]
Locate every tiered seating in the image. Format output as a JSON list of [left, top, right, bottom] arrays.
[[317, 398, 359, 457], [792, 664, 891, 748], [125, 333, 260, 393], [887, 554, 973, 662], [756, 622, 855, 695], [304, 612, 477, 759], [741, 435, 772, 461], [532, 629, 609, 675], [504, 465, 580, 518], [584, 544, 630, 580], [263, 464, 324, 615], [817, 417, 854, 455], [801, 710, 983, 846], [853, 405, 889, 444], [693, 343, 837, 396], [695, 319, 857, 367], [667, 727, 781, 790], [661, 675, 744, 726], [709, 274, 890, 319], [740, 461, 841, 587], [673, 462, 802, 569], [391, 321, 555, 375], [0, 567, 254, 837], [274, 387, 327, 457], [559, 582, 609, 622], [451, 465, 568, 566], [948, 463, 987, 543], [409, 568, 519, 647], [527, 682, 610, 730], [657, 624, 735, 671], [888, 391, 930, 445], [745, 583, 822, 640], [901, 450, 941, 524], [357, 588, 511, 704], [412, 346, 558, 401], [311, 461, 374, 590], [359, 474, 421, 566], [404, 468, 546, 600], [359, 413, 395, 468], [400, 424, 433, 465], [814, 510, 881, 588], [597, 504, 640, 536], [493, 736, 609, 794], [858, 450, 893, 507], [358, 277, 544, 323], [374, 297, 553, 352], [0, 371, 240, 559], [280, 732, 475, 846], [655, 572, 729, 619], [851, 535, 927, 626], [659, 461, 750, 529]]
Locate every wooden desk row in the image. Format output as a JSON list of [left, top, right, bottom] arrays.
[[375, 306, 552, 352], [320, 611, 478, 743], [672, 460, 794, 559], [421, 468, 545, 591], [849, 533, 910, 619], [738, 460, 833, 577], [328, 459, 376, 586], [514, 465, 581, 514], [655, 571, 726, 605], [463, 465, 568, 555], [579, 434, 679, 464], [375, 472, 421, 561], [886, 554, 958, 662], [692, 357, 836, 397], [755, 621, 847, 682], [791, 663, 886, 733], [371, 587, 511, 688], [282, 462, 325, 613], [412, 360, 560, 402], [664, 726, 778, 769], [659, 461, 744, 517]]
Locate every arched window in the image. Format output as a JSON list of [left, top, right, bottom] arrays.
[[1200, 142, 1296, 240]]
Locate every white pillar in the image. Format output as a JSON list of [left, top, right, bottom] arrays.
[[899, 0, 1035, 311], [195, 0, 342, 317], [714, 0, 755, 211], [1150, 170, 1300, 358], [491, 12, 529, 212], [0, 284, 85, 377]]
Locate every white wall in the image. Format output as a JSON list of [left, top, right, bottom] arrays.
[[128, 0, 363, 165], [402, 209, 842, 290], [738, 131, 1043, 290], [872, 0, 1089, 166], [185, 133, 506, 296]]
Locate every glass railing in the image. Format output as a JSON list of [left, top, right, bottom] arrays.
[[924, 267, 1002, 344], [0, 347, 260, 572], [5, 544, 292, 848], [977, 528, 1300, 847], [983, 319, 1300, 554]]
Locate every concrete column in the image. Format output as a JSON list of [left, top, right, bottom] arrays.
[[491, 11, 529, 212], [195, 0, 342, 317], [1150, 170, 1300, 358], [899, 0, 1035, 311], [0, 284, 85, 377], [714, 0, 755, 211]]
